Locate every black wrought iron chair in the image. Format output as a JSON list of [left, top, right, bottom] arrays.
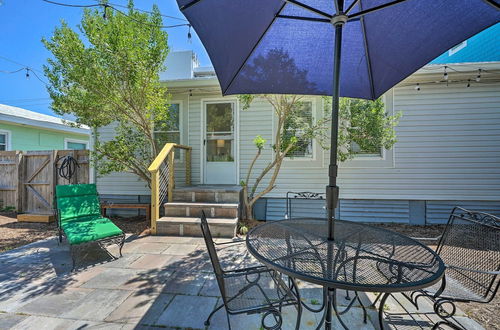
[[200, 211, 302, 330], [406, 207, 500, 329], [285, 191, 326, 220]]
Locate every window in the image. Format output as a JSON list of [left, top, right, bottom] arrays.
[[0, 130, 11, 151], [448, 41, 467, 56], [64, 138, 88, 150], [284, 101, 314, 158], [154, 103, 181, 158], [351, 141, 383, 158]]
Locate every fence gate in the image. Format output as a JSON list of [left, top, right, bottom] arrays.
[[0, 151, 21, 209], [21, 151, 55, 215]]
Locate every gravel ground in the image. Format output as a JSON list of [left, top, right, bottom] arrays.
[[0, 213, 497, 328]]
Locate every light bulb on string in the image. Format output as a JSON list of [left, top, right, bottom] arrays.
[[189, 89, 193, 97], [414, 83, 420, 91], [25, 68, 30, 80], [102, 4, 108, 20], [466, 79, 471, 88], [443, 66, 448, 81], [187, 25, 192, 43], [476, 69, 481, 82]]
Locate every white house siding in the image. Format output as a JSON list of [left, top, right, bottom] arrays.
[[95, 77, 500, 223]]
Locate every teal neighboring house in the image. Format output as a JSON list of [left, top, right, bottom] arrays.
[[0, 104, 90, 151]]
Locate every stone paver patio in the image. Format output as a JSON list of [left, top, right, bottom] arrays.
[[0, 235, 483, 329]]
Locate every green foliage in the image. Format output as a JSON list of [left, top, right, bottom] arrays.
[[253, 135, 266, 150], [320, 96, 400, 161], [42, 1, 170, 185]]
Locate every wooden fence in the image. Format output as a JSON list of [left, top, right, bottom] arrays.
[[0, 150, 89, 214]]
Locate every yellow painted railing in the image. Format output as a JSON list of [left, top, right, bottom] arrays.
[[148, 143, 191, 234]]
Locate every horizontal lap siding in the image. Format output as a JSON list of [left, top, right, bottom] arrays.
[[335, 83, 500, 201], [426, 201, 500, 224], [95, 122, 150, 195]]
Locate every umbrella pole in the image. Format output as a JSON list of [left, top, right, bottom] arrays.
[[326, 21, 344, 241]]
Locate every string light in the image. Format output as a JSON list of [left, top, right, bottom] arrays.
[[476, 69, 482, 82], [25, 68, 30, 80], [42, 0, 191, 30], [466, 79, 471, 88], [102, 4, 108, 19], [187, 25, 192, 43], [443, 66, 448, 80], [414, 83, 420, 91]]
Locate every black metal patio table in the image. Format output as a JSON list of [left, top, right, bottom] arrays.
[[246, 219, 445, 330]]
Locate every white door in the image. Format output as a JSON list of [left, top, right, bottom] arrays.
[[203, 101, 237, 184]]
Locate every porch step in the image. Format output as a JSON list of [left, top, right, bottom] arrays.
[[157, 217, 237, 238], [173, 185, 241, 203], [164, 202, 239, 218]]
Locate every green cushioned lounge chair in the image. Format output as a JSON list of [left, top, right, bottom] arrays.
[[55, 183, 125, 269]]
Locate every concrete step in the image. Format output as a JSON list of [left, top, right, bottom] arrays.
[[173, 185, 241, 203], [164, 202, 239, 218], [157, 216, 237, 238]]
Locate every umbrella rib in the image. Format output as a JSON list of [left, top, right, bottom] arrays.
[[345, 0, 361, 14], [347, 0, 411, 20], [483, 0, 500, 9], [179, 0, 202, 11], [284, 0, 333, 19], [222, 2, 287, 95], [276, 15, 330, 23], [359, 1, 376, 100]]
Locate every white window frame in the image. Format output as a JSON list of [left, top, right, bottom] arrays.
[[64, 138, 89, 150], [448, 40, 467, 56], [341, 89, 395, 168], [153, 101, 183, 161], [0, 129, 12, 151], [282, 98, 320, 163]]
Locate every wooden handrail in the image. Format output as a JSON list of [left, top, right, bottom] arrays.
[[149, 143, 192, 234]]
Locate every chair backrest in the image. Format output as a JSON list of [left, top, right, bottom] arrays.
[[437, 207, 500, 303], [199, 211, 227, 300], [55, 184, 101, 223], [285, 191, 326, 219]]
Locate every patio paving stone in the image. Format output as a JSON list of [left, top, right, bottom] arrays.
[[79, 268, 139, 289], [0, 313, 28, 329], [155, 294, 218, 329], [0, 234, 486, 330], [15, 287, 93, 317], [128, 254, 173, 269], [162, 243, 199, 255], [121, 242, 170, 254], [62, 289, 132, 321], [161, 271, 209, 295], [105, 291, 174, 325]]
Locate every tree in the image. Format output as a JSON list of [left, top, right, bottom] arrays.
[[42, 1, 169, 186], [239, 94, 400, 220]]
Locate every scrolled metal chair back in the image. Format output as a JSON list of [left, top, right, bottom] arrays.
[[285, 191, 326, 220], [200, 211, 228, 301], [436, 207, 500, 302]]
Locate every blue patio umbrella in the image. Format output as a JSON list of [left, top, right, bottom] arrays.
[[176, 0, 500, 240]]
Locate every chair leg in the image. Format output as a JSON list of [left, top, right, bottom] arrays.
[[58, 228, 63, 244], [118, 233, 125, 257], [205, 303, 225, 326]]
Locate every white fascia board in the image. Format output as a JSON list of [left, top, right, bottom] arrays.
[[161, 77, 220, 89], [0, 114, 90, 135]]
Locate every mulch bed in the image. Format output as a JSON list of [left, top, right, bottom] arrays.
[[0, 213, 497, 328]]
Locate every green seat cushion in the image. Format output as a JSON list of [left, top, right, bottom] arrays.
[[62, 217, 123, 245], [55, 184, 101, 222]]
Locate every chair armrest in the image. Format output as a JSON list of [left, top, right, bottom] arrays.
[[213, 238, 245, 246], [446, 264, 500, 276], [224, 265, 270, 276], [409, 235, 442, 242]]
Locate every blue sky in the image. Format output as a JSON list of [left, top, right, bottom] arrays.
[[0, 0, 210, 117]]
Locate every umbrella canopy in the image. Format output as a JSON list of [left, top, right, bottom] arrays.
[[177, 0, 499, 99], [177, 0, 500, 239]]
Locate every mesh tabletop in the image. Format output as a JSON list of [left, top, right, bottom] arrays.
[[246, 219, 445, 293]]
